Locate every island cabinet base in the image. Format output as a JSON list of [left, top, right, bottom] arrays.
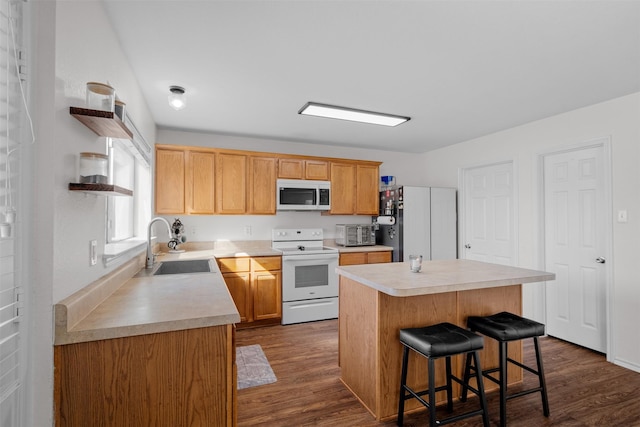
[[338, 276, 522, 421], [54, 325, 236, 427]]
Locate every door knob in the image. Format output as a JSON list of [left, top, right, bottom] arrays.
[[464, 244, 471, 249], [596, 257, 606, 264]]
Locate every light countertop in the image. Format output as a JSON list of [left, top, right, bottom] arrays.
[[323, 239, 393, 253], [55, 257, 240, 345], [336, 259, 555, 297], [54, 239, 395, 346]]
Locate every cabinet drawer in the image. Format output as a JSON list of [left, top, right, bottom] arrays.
[[217, 257, 250, 273], [339, 252, 367, 266], [367, 251, 392, 264], [251, 256, 282, 271]]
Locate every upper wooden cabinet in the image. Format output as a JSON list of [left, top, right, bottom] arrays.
[[155, 148, 185, 214], [215, 152, 247, 214], [155, 147, 215, 215], [355, 164, 380, 215], [186, 151, 215, 214], [249, 156, 277, 214], [328, 161, 380, 215], [329, 162, 356, 214], [277, 158, 329, 180], [155, 144, 380, 216]]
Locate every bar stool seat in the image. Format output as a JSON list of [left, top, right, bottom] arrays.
[[465, 312, 550, 427], [398, 322, 490, 427]]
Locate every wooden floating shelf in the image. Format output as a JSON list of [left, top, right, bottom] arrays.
[[70, 107, 133, 139], [68, 183, 133, 197]]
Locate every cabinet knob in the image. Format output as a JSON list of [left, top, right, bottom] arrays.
[[464, 244, 471, 249]]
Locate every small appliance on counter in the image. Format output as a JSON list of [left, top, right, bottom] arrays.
[[167, 218, 187, 252], [335, 224, 376, 247]]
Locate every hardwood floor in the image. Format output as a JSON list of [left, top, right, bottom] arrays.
[[236, 319, 640, 426]]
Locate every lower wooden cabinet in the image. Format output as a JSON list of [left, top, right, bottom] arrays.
[[54, 325, 236, 427], [339, 250, 392, 266], [218, 256, 282, 328]]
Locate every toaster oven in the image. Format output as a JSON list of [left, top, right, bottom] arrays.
[[335, 224, 376, 247]]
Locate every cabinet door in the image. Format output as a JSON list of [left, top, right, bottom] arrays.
[[339, 252, 367, 266], [304, 160, 329, 180], [216, 152, 247, 214], [356, 164, 380, 215], [277, 158, 304, 179], [330, 162, 356, 214], [367, 251, 392, 264], [252, 270, 282, 321], [248, 156, 277, 214], [155, 148, 185, 214], [223, 272, 252, 323], [187, 151, 215, 214]]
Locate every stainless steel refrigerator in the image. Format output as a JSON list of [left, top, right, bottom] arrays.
[[376, 186, 457, 262]]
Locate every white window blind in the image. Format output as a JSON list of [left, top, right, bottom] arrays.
[[0, 1, 25, 426]]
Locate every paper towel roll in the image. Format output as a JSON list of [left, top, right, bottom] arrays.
[[377, 215, 396, 225]]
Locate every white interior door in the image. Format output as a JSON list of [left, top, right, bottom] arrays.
[[543, 145, 608, 352], [462, 162, 515, 266]]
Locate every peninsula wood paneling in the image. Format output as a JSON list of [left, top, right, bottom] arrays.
[[54, 325, 234, 427]]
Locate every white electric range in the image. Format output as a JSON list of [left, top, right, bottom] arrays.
[[272, 228, 339, 325]]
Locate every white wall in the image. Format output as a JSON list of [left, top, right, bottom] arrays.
[[52, 1, 156, 303], [421, 93, 640, 372], [156, 129, 427, 241], [28, 1, 157, 425]]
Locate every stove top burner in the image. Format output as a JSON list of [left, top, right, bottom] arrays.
[[272, 228, 339, 256]]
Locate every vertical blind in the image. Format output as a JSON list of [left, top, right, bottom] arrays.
[[0, 1, 25, 426]]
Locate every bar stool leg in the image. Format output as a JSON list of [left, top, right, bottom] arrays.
[[460, 351, 474, 402], [472, 351, 491, 427], [445, 356, 454, 412], [499, 341, 508, 427], [428, 357, 437, 427], [397, 346, 409, 426], [534, 337, 550, 417]]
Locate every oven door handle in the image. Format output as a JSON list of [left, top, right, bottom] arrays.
[[282, 254, 338, 262]]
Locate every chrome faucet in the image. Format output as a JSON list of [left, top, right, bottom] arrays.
[[146, 217, 172, 268]]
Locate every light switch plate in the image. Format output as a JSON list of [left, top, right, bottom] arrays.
[[90, 240, 97, 266]]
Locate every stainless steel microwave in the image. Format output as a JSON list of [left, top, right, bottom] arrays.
[[276, 179, 331, 211]]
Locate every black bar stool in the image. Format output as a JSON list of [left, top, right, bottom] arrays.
[[397, 322, 490, 427], [464, 311, 550, 427]]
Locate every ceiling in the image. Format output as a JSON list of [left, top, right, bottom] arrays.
[[103, 0, 640, 154]]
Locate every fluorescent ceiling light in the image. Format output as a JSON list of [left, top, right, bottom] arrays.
[[298, 102, 410, 127]]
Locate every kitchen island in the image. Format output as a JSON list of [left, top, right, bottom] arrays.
[[336, 259, 555, 421]]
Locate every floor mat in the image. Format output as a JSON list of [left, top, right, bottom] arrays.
[[236, 344, 277, 390]]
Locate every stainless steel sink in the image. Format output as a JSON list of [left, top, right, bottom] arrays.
[[153, 259, 213, 275]]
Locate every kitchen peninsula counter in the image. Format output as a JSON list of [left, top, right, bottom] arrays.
[[336, 259, 555, 421], [53, 241, 279, 427]]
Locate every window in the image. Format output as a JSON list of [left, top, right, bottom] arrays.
[[0, 1, 26, 426], [104, 115, 151, 263]]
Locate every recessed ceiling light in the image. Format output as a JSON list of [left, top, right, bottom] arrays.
[[298, 102, 410, 127]]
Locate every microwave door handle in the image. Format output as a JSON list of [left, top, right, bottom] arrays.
[[316, 187, 320, 208]]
